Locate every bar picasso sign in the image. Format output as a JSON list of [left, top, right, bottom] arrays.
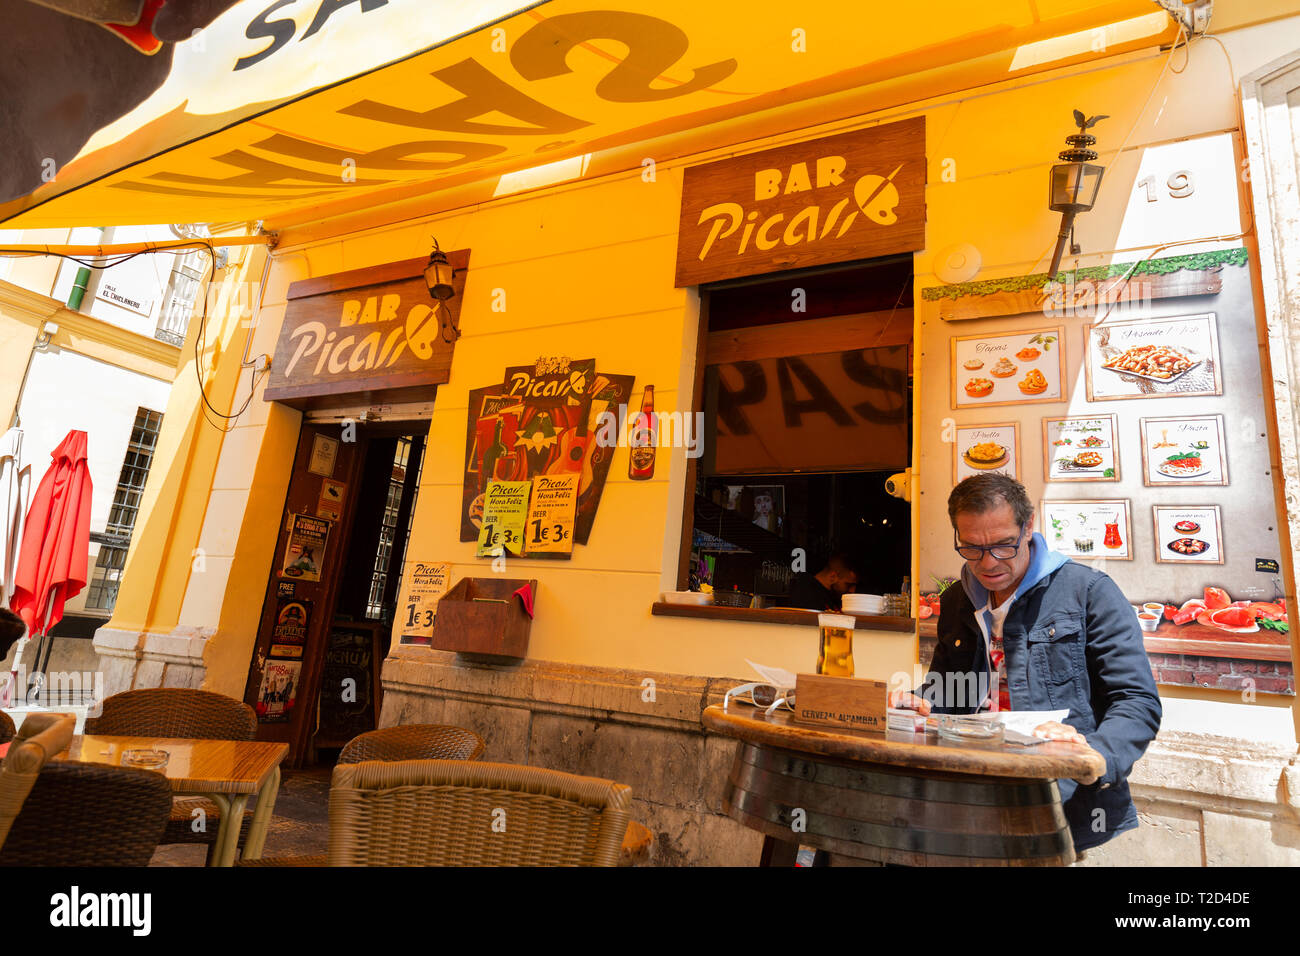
[[675, 118, 926, 286], [264, 251, 469, 409]]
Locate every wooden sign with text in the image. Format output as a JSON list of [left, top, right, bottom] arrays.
[[264, 251, 469, 409], [675, 118, 925, 287], [793, 673, 888, 733]]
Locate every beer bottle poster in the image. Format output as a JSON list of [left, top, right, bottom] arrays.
[[270, 596, 311, 658], [396, 561, 451, 645], [524, 474, 579, 555], [256, 659, 301, 723], [280, 514, 330, 581], [476, 480, 532, 557]]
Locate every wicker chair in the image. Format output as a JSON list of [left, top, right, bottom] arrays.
[[0, 710, 14, 746], [86, 688, 258, 862], [328, 760, 631, 866], [337, 724, 485, 764], [0, 713, 75, 851], [246, 759, 631, 867], [0, 760, 173, 866]]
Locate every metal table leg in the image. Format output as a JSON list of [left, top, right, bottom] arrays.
[[205, 793, 251, 868], [240, 766, 281, 861]]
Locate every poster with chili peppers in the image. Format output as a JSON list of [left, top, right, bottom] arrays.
[[459, 357, 634, 547]]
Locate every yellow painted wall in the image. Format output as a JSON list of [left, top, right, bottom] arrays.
[[138, 14, 1300, 735]]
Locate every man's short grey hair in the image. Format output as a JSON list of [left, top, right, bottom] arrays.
[[948, 474, 1034, 528]]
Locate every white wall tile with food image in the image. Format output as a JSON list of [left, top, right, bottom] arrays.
[[950, 326, 1064, 409], [1083, 313, 1222, 402], [1042, 414, 1120, 482], [953, 422, 1019, 483], [1041, 499, 1133, 560], [1153, 505, 1224, 565], [1139, 415, 1228, 486]]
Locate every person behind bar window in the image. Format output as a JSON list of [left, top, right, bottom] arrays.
[[785, 553, 858, 611], [890, 474, 1161, 852]]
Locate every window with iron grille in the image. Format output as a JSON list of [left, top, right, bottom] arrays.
[[155, 253, 203, 347], [365, 438, 423, 620], [85, 407, 164, 611]]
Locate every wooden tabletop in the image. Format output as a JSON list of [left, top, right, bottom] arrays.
[[703, 704, 1106, 781], [63, 736, 289, 794]]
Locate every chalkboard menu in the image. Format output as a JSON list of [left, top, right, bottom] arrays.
[[315, 621, 382, 747]]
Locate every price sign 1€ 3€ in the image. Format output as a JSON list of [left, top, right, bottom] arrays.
[[476, 480, 532, 558], [524, 473, 579, 555]]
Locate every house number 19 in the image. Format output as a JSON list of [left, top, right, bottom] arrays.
[[1138, 170, 1195, 201]]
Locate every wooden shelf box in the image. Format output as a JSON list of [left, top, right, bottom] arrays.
[[431, 577, 537, 659]]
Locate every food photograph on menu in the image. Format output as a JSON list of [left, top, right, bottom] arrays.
[[1040, 499, 1133, 560], [1083, 312, 1222, 402], [1043, 414, 1120, 482], [953, 423, 1019, 482], [950, 326, 1065, 409], [1153, 504, 1224, 565], [1139, 414, 1229, 486]]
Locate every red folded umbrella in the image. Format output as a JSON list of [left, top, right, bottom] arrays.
[[10, 430, 93, 641]]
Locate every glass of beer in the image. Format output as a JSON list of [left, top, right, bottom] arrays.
[[817, 613, 856, 678]]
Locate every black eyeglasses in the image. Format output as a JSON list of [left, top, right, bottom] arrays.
[[954, 524, 1029, 561]]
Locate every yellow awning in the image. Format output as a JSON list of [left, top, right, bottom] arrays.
[[2, 0, 1172, 231]]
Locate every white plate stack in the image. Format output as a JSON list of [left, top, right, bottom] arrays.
[[841, 593, 884, 615]]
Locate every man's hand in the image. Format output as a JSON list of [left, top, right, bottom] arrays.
[[1033, 720, 1085, 744], [888, 691, 932, 715], [1034, 720, 1103, 784]]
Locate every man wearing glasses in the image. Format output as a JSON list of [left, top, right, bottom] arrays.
[[892, 474, 1161, 853]]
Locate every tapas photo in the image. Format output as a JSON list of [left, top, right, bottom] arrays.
[[950, 326, 1065, 409]]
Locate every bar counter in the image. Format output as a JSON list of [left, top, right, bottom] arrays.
[[703, 702, 1106, 866]]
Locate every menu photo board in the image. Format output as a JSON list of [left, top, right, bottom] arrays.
[[1139, 415, 1229, 486], [1040, 499, 1133, 560], [1153, 505, 1224, 565], [950, 327, 1065, 409], [1084, 313, 1222, 402], [952, 422, 1019, 483], [1043, 415, 1120, 483]]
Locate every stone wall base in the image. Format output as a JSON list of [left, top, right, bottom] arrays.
[[380, 649, 763, 866], [92, 625, 212, 696]]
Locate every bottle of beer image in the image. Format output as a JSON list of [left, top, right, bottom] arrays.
[[481, 418, 507, 490], [628, 385, 656, 480]]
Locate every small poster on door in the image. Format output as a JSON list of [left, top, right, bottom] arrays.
[[271, 597, 311, 650], [476, 480, 532, 557], [316, 479, 347, 520], [396, 561, 452, 645], [308, 434, 339, 477], [524, 474, 579, 555], [256, 659, 301, 723], [280, 514, 330, 582]]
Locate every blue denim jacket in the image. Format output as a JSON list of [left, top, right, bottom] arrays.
[[919, 534, 1163, 851]]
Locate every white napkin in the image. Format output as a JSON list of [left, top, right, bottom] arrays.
[[746, 659, 797, 691]]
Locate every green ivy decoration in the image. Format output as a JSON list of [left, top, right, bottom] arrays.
[[922, 248, 1250, 302]]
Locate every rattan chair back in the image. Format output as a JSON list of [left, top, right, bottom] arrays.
[[337, 724, 485, 764], [0, 713, 75, 851], [0, 710, 14, 746], [0, 760, 172, 866], [328, 759, 631, 866], [86, 688, 256, 740]]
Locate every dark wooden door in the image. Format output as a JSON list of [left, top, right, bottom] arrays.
[[243, 421, 365, 765]]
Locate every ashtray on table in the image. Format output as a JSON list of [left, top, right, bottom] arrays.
[[936, 715, 1005, 743], [121, 749, 169, 771]]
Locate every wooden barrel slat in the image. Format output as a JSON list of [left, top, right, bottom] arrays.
[[740, 742, 1059, 808], [722, 742, 1075, 866], [729, 750, 1068, 836]]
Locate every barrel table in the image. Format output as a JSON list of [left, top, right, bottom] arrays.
[[703, 703, 1107, 867]]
